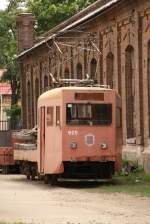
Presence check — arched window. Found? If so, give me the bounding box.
[64,68,70,79]
[31,67,34,127]
[59,65,62,79]
[44,75,48,91]
[27,81,32,129]
[49,76,52,88]
[54,71,57,80]
[106,52,114,89]
[125,45,135,138]
[39,62,43,94]
[148,40,150,136]
[90,58,97,80]
[35,78,39,122]
[76,63,82,79]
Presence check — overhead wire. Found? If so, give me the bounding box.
[47,34,101,77]
[47,29,100,79]
[57,42,99,53]
[49,51,79,75]
[3,1,102,77]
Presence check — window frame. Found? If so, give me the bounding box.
[56,106,60,126]
[66,103,112,126]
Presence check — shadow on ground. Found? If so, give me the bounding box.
[0,174,113,190]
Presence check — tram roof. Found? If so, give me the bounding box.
[38,86,115,102]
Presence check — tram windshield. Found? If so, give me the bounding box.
[66,103,112,125]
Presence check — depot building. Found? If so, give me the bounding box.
[16,0,150,172]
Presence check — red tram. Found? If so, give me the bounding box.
[14,83,122,184]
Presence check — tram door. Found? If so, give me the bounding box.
[40,106,45,173]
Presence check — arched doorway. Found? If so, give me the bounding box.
[44,75,48,91]
[106,52,114,89]
[35,78,39,122]
[147,40,150,136]
[90,58,97,80]
[76,63,82,79]
[125,45,135,138]
[27,81,32,128]
[64,68,70,79]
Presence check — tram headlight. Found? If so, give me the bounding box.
[70,142,77,149]
[100,143,108,150]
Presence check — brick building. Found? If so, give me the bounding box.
[16,0,150,171]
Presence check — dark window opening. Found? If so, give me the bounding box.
[47,107,53,126]
[44,75,48,91]
[66,104,112,125]
[90,58,97,80]
[76,63,82,79]
[64,68,70,79]
[125,45,135,138]
[106,52,114,89]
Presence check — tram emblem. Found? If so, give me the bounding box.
[85,134,95,146]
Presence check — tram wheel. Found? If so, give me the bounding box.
[26,174,30,180]
[44,174,49,184]
[50,175,58,186]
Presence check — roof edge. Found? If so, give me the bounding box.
[17,0,122,59]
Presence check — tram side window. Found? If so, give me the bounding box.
[47,107,53,126]
[56,106,60,126]
[116,107,122,128]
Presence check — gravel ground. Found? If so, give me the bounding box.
[0,175,150,224]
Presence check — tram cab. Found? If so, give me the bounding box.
[37,83,122,180]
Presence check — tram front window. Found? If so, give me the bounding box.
[66,103,112,125]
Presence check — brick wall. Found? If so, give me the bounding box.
[16,13,36,53]
[18,0,150,148]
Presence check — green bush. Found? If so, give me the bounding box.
[122,159,144,175]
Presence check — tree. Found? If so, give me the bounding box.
[0,1,24,127]
[25,0,97,34]
[0,0,97,64]
[0,12,16,66]
[1,61,21,128]
[0,0,97,127]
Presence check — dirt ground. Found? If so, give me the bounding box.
[0,175,150,224]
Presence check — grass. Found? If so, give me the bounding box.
[87,172,150,197]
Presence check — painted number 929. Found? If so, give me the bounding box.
[67,130,78,136]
